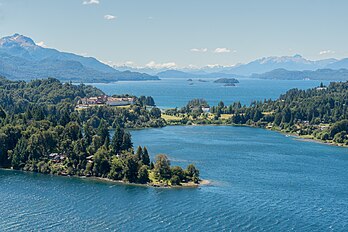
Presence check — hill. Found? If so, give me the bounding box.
[0,34,159,82]
[250,68,348,80]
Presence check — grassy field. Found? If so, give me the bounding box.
[161,114,182,122]
[220,114,233,120]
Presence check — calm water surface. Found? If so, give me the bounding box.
[92,78,327,108]
[1,126,348,231]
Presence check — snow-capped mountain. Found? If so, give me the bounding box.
[0,34,158,82]
[220,54,338,75]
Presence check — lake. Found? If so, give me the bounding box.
[1,126,348,231]
[92,78,327,108]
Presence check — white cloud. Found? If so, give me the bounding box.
[190,48,208,53]
[319,50,335,55]
[104,14,116,20]
[36,41,47,48]
[83,0,99,5]
[213,48,233,53]
[146,61,177,69]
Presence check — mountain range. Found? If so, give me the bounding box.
[1,34,348,82]
[0,34,159,82]
[251,68,348,81]
[115,54,348,78]
[220,54,338,76]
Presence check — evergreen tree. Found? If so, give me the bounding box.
[97,119,110,146]
[137,165,149,184]
[135,146,143,161]
[111,126,123,154]
[154,154,171,180]
[141,146,150,166]
[121,131,133,151]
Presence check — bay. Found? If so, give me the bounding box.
[1,126,348,231]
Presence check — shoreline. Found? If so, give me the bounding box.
[87,176,211,189]
[0,168,210,189]
[164,121,348,148]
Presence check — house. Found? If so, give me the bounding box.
[106,97,135,106]
[202,107,210,113]
[86,155,94,163]
[76,95,134,109]
[79,95,108,105]
[48,153,66,163]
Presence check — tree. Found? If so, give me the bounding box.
[0,107,6,119]
[121,131,133,151]
[171,166,184,181]
[330,120,348,138]
[150,107,161,118]
[141,147,150,166]
[108,156,124,180]
[137,165,149,184]
[111,126,124,154]
[0,133,9,167]
[154,154,171,180]
[170,175,181,186]
[97,119,110,146]
[92,147,110,177]
[218,101,225,108]
[186,164,200,182]
[135,146,143,161]
[123,154,139,183]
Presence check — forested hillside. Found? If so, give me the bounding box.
[227,82,348,144]
[0,77,198,187]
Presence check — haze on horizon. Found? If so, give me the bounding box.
[0,0,347,69]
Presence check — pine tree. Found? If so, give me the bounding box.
[121,131,133,151]
[111,126,123,154]
[142,146,150,166]
[135,146,143,161]
[97,119,110,145]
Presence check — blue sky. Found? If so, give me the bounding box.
[0,0,347,68]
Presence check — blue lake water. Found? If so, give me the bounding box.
[92,78,327,108]
[1,126,348,231]
[1,79,347,231]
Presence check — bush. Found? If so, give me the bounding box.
[170,175,181,186]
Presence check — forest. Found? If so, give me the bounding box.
[0,77,199,186]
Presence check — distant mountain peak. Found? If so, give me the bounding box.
[257,54,309,65]
[0,33,36,48]
[0,33,159,82]
[293,54,303,58]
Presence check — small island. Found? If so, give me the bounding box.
[214,78,239,84]
[223,83,236,87]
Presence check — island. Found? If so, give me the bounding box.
[213,78,239,84]
[0,77,201,188]
[223,83,236,87]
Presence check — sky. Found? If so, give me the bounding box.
[0,0,347,68]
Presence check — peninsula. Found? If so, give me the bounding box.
[0,77,200,187]
[162,82,348,147]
